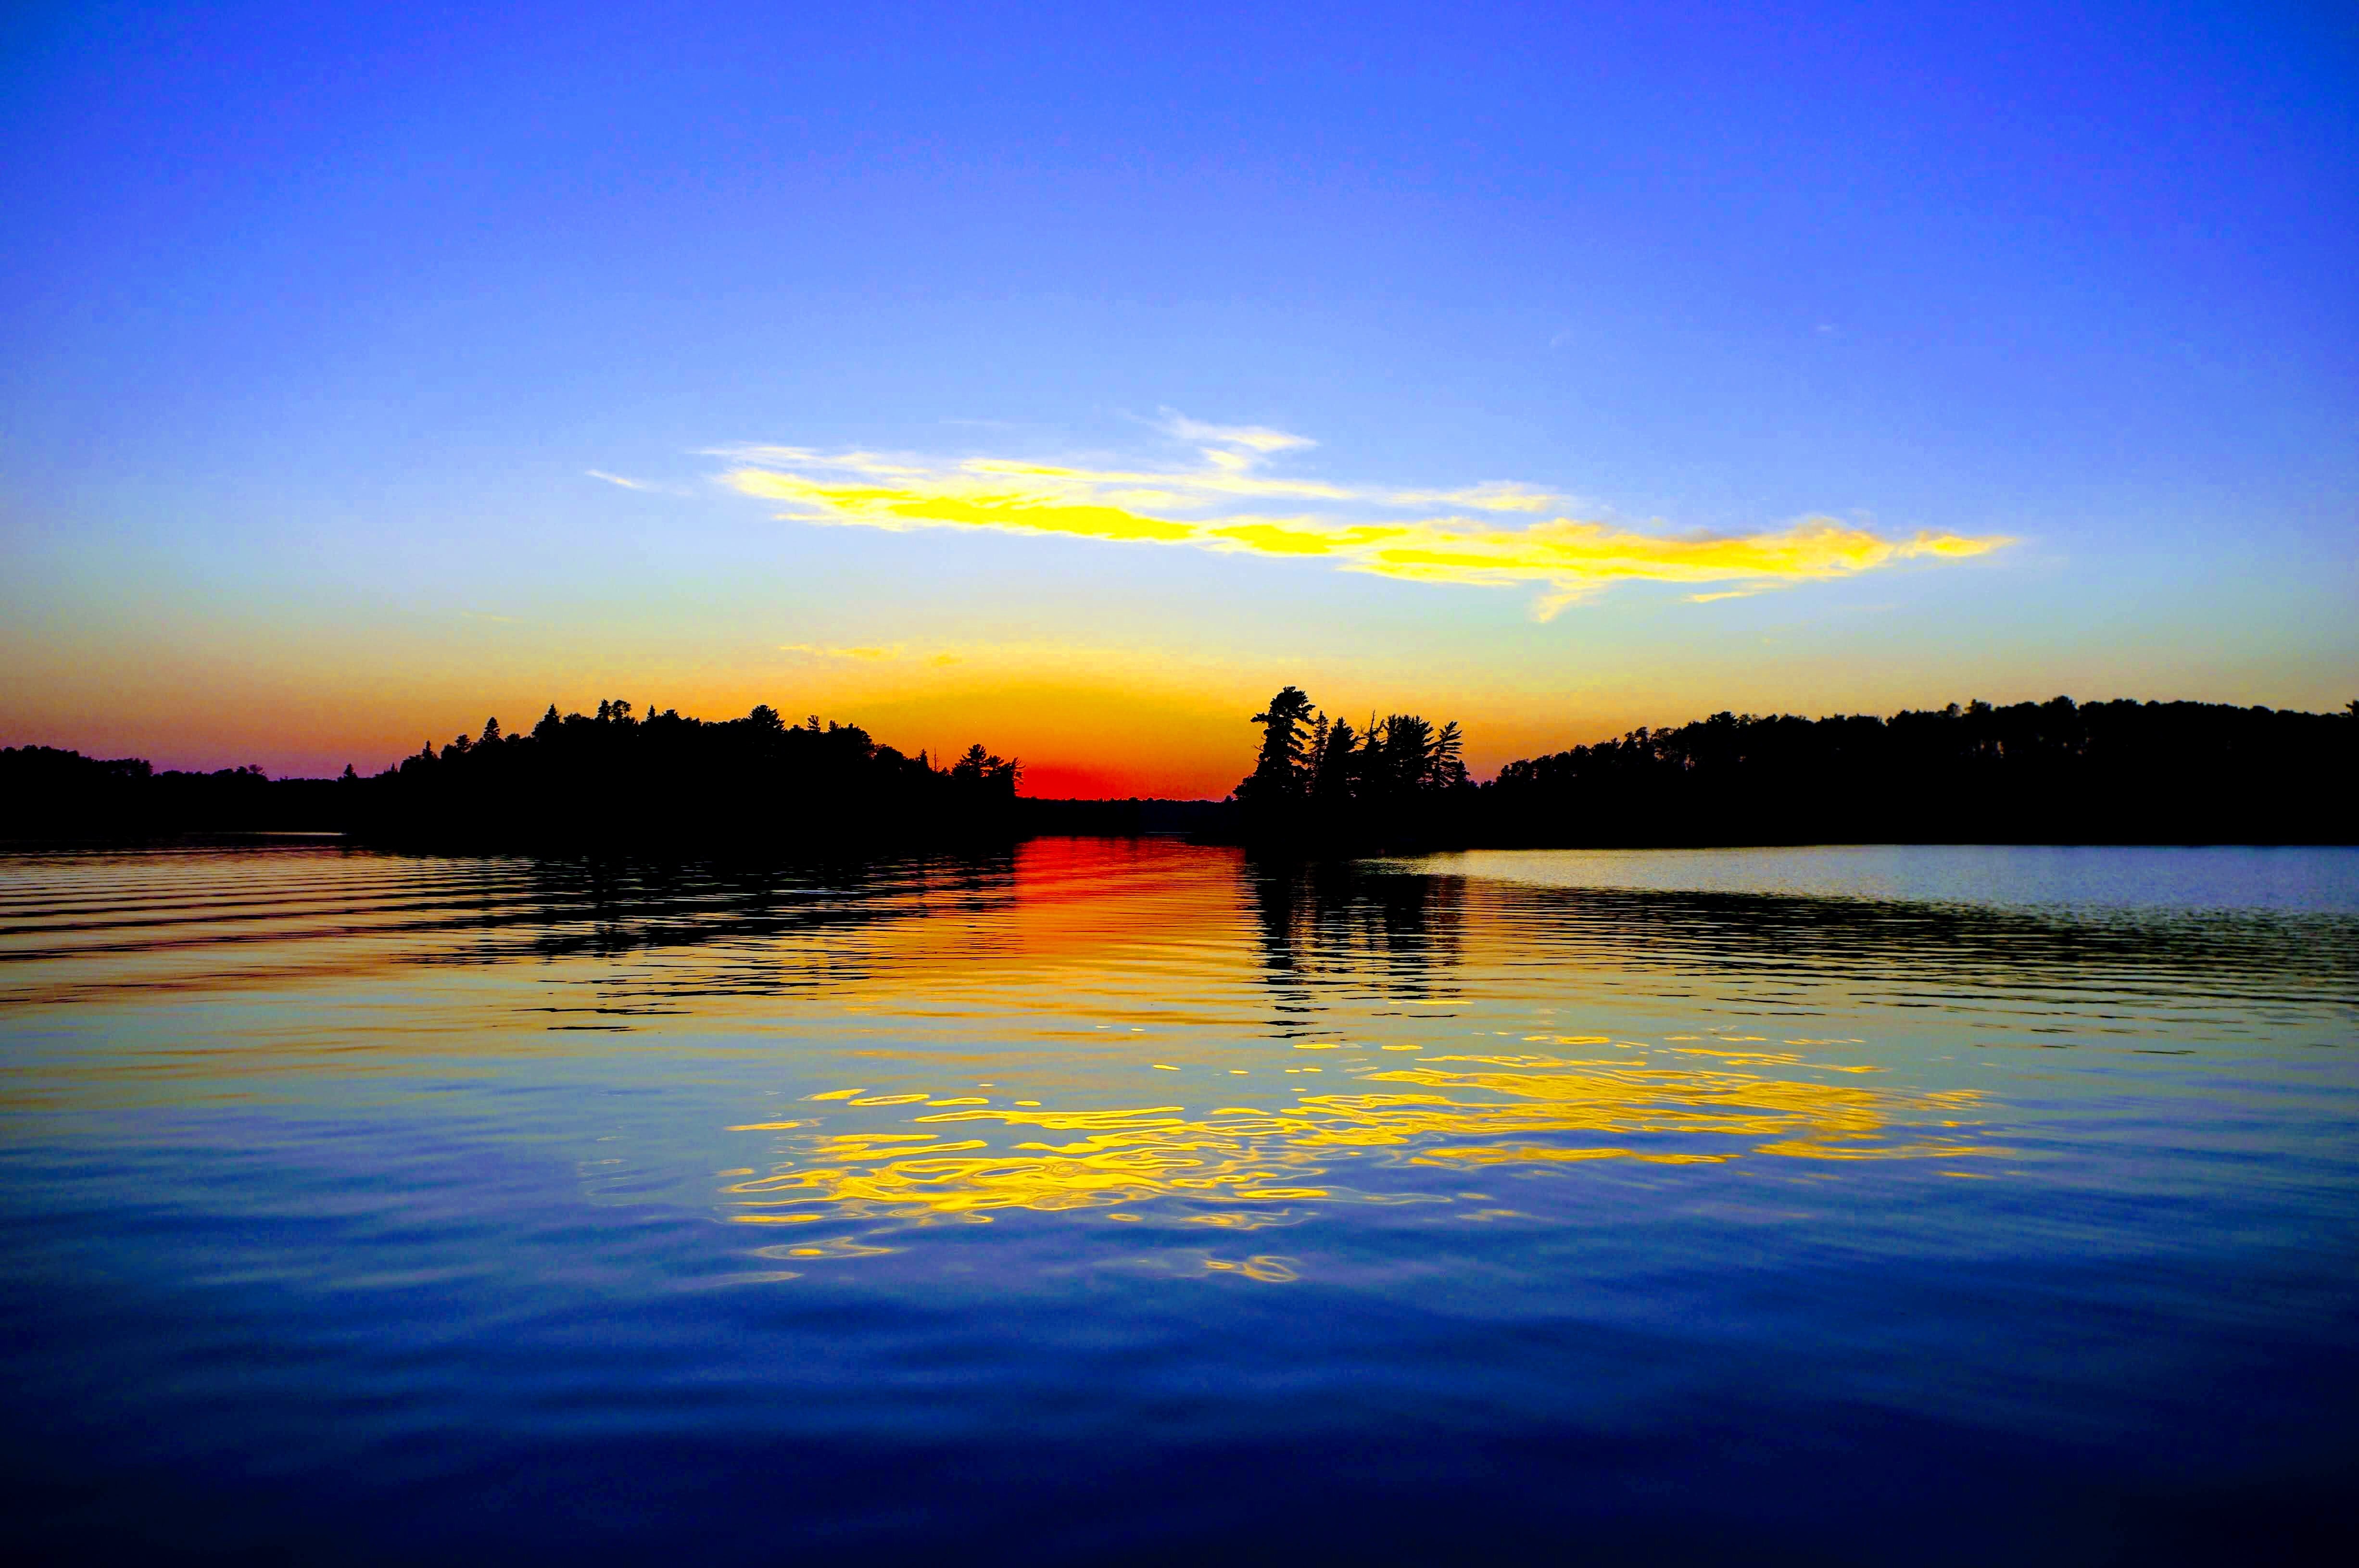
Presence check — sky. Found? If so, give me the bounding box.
[2,0,2353,797]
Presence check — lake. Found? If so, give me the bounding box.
[3,838,2355,1563]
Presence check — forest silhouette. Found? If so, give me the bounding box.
[2,701,1018,847]
[1470,692,2355,848]
[1223,686,2353,849]
[3,690,2351,848]
[348,701,1021,847]
[1229,685,1476,845]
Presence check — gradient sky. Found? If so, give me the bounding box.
[3,0,2354,797]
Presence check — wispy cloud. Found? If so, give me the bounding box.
[779,642,905,661]
[587,469,657,491]
[1155,410,1317,453]
[716,420,2012,618]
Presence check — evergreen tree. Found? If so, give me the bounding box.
[1240,686,1316,804]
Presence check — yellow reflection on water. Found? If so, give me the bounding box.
[1202,1255,1299,1283]
[722,1042,1999,1231]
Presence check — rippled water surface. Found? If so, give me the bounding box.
[4,839,2355,1562]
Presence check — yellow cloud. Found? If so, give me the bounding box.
[717,430,2012,615]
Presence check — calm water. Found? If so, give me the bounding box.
[3,839,2355,1563]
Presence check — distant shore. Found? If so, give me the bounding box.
[6,691,2351,850]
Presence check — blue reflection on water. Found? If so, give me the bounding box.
[2,840,2354,1562]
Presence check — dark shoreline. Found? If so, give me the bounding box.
[7,820,2356,855]
[8,691,2352,852]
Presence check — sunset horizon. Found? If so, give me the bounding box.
[7,5,2352,795]
[6,4,2355,1562]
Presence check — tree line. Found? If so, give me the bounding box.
[362,700,1020,846]
[6,690,2352,848]
[1230,688,2356,847]
[1229,685,1476,844]
[0,747,341,837]
[2,701,1021,847]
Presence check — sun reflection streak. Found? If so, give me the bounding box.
[721,1044,2000,1235]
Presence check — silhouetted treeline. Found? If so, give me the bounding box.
[0,746,344,839]
[1227,688,2356,848]
[1228,684,1478,845]
[11,690,2354,850]
[356,701,1020,847]
[1483,696,2354,845]
[3,701,1022,848]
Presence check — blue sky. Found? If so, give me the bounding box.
[2,0,2353,790]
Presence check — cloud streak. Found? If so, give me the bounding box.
[718,421,2011,617]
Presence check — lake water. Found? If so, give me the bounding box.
[3,839,2355,1563]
